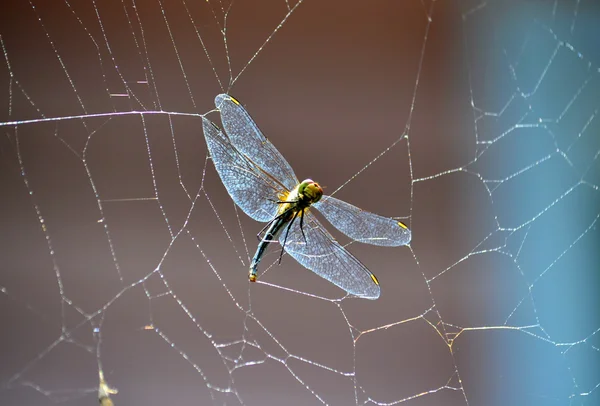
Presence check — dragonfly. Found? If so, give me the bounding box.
[202,94,411,299]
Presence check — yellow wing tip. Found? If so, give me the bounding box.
[370,273,380,286]
[397,221,408,229]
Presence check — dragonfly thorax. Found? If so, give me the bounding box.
[278,179,323,216]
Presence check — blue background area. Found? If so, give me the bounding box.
[474,2,600,405]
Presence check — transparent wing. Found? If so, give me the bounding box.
[281,211,381,299]
[215,94,299,191]
[202,117,284,222]
[313,196,411,246]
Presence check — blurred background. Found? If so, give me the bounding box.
[1,1,599,405]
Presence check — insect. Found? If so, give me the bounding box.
[202,94,411,299]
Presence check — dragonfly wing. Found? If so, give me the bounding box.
[313,196,411,246]
[215,94,299,191]
[281,211,380,299]
[202,117,283,222]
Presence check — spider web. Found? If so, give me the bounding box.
[1,1,599,405]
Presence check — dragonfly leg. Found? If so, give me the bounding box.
[298,209,307,243]
[278,210,299,265]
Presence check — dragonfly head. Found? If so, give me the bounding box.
[298,179,323,204]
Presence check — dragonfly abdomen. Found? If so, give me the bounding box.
[249,215,290,282]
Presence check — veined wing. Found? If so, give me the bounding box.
[281,211,380,299]
[215,94,299,191]
[202,117,284,222]
[313,196,411,246]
